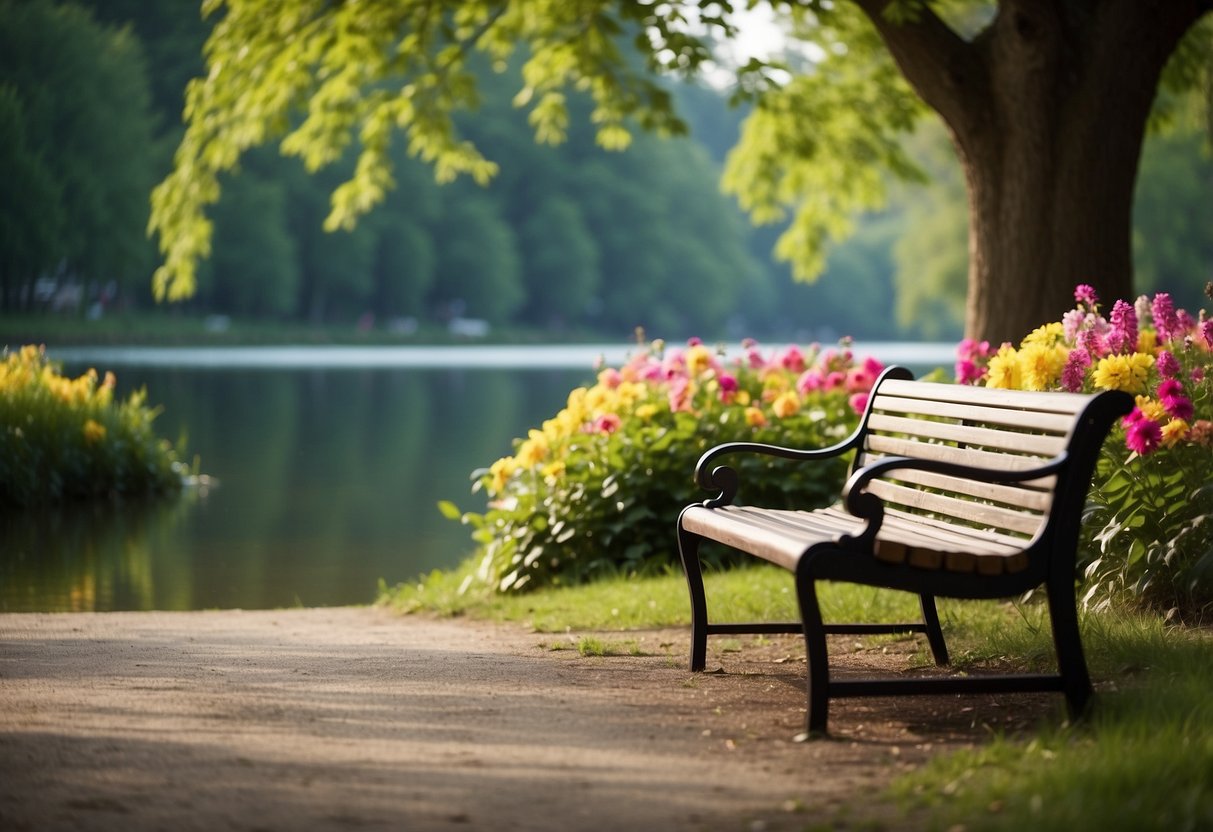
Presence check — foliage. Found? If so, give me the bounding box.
[443,336,887,592]
[954,284,1213,616]
[891,614,1213,832]
[0,345,188,506]
[0,0,158,309]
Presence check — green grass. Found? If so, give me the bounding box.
[381,561,1212,831]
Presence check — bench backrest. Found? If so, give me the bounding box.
[853,373,1129,556]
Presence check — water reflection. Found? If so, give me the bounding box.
[1,364,592,612]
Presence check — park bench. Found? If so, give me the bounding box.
[676,366,1131,736]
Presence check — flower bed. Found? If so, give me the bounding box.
[0,345,188,506]
[955,285,1213,616]
[444,338,886,593]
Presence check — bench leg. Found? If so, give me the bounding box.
[795,567,831,736]
[676,519,709,673]
[1046,576,1093,719]
[919,594,950,666]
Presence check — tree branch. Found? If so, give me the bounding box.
[849,0,988,144]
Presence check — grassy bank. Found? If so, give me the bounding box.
[381,563,1212,831]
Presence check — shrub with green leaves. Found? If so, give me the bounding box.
[954,284,1213,618]
[0,345,188,506]
[443,337,887,592]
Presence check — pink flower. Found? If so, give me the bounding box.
[1075,284,1099,308]
[1151,293,1179,343]
[1193,367,1206,383]
[1062,309,1087,343]
[1106,300,1138,354]
[1060,348,1091,392]
[778,345,806,374]
[825,371,847,389]
[592,413,622,434]
[1124,414,1162,455]
[687,336,703,347]
[746,348,766,369]
[667,377,692,413]
[796,370,823,394]
[597,367,622,389]
[849,392,870,414]
[1156,350,1180,379]
[1201,319,1213,350]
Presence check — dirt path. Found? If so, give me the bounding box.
[0,607,1050,831]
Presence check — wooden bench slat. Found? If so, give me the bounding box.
[865,479,1046,536]
[859,454,1055,511]
[863,434,1050,473]
[876,378,1094,414]
[870,395,1078,433]
[865,412,1069,456]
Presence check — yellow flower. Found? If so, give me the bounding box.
[986,346,1022,389]
[515,429,549,468]
[541,460,566,480]
[1092,353,1154,394]
[686,344,714,376]
[1161,418,1189,447]
[82,419,107,444]
[488,457,518,493]
[635,403,659,421]
[734,390,751,406]
[1022,322,1064,347]
[772,390,800,419]
[1137,329,1158,353]
[1017,343,1066,391]
[744,406,767,427]
[1134,396,1167,423]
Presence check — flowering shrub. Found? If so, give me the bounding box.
[955,285,1213,616]
[445,337,886,593]
[0,345,188,506]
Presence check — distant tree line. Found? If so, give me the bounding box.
[3,0,1210,341]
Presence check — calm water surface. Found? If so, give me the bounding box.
[2,343,952,613]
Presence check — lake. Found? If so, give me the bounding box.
[1,343,953,612]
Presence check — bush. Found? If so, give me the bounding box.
[0,345,188,506]
[954,284,1213,617]
[444,337,887,593]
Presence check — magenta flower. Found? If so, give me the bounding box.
[1151,293,1179,343]
[717,372,739,402]
[796,370,823,394]
[778,345,806,374]
[1156,350,1180,379]
[1124,414,1162,455]
[849,392,870,414]
[1060,348,1091,392]
[1106,300,1138,354]
[1075,284,1099,308]
[825,371,847,389]
[1193,367,1206,384]
[1157,379,1184,400]
[1078,327,1106,358]
[956,359,983,385]
[1201,319,1213,350]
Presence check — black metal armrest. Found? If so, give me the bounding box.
[694,433,863,508]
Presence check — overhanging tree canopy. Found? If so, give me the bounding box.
[149,0,1213,342]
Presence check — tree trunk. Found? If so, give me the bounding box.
[858,0,1210,343]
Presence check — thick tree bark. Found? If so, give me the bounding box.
[856,0,1211,343]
